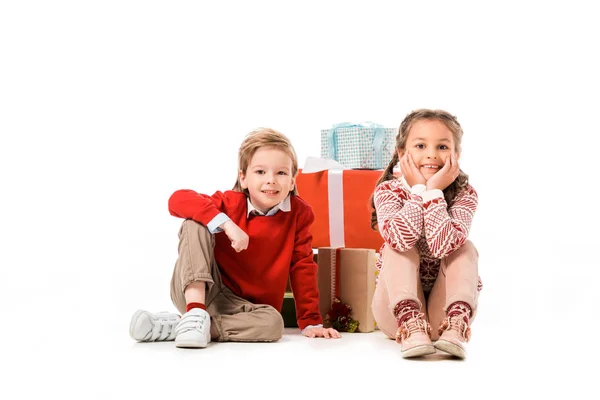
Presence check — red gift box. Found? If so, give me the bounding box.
[296,168,384,250]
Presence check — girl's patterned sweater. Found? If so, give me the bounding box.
[373,177,481,292]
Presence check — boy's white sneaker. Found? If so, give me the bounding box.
[175,308,211,348]
[129,310,180,342]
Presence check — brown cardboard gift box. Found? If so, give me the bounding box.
[317,247,377,333]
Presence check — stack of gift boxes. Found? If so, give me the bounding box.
[280,123,397,333]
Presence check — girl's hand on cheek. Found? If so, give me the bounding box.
[400,153,426,187]
[426,152,460,191]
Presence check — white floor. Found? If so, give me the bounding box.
[2,282,596,400]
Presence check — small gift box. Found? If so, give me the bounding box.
[317,247,377,333]
[296,158,384,250]
[321,122,397,169]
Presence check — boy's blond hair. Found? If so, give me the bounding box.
[232,128,299,196]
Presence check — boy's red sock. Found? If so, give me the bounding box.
[447,301,472,324]
[186,302,207,312]
[394,300,420,327]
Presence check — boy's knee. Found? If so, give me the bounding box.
[259,307,284,341]
[179,219,211,238]
[181,219,205,231]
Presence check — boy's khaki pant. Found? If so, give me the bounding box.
[170,220,284,342]
[371,241,479,341]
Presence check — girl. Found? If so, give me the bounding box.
[130,128,340,347]
[370,109,481,359]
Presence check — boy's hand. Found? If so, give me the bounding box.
[400,152,426,187]
[426,152,460,191]
[221,220,249,252]
[303,327,341,339]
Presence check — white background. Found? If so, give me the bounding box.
[1,1,598,398]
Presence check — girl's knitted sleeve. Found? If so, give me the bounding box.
[374,180,424,253]
[423,185,478,259]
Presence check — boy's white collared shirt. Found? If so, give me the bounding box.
[207,195,291,233]
[246,195,291,217]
